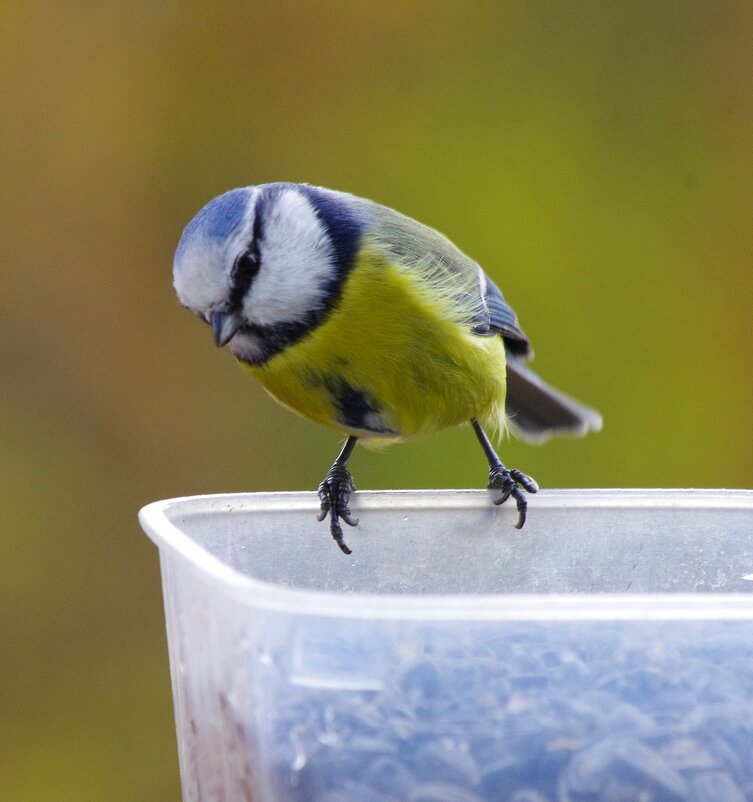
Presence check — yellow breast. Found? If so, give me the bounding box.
[243,250,507,441]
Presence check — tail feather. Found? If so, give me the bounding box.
[505,358,603,444]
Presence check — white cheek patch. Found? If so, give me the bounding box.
[244,189,335,326]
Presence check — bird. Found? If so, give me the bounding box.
[173,182,602,554]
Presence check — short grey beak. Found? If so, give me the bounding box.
[210,311,241,347]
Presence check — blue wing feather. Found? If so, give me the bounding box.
[476,275,532,357]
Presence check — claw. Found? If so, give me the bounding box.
[340,510,359,527]
[511,468,539,494]
[493,485,513,506]
[488,464,538,529]
[329,516,352,555]
[317,463,357,554]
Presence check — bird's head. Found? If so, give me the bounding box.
[173,183,362,363]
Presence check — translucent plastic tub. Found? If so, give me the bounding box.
[139,489,753,802]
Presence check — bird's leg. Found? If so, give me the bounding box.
[470,417,538,529]
[317,436,359,554]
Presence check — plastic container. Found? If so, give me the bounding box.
[139,489,753,802]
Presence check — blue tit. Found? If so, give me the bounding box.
[173,182,602,553]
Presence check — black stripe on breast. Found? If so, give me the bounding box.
[325,377,395,434]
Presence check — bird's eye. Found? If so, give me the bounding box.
[234,250,259,279]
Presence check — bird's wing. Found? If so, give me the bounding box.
[360,199,531,357]
[474,274,531,357]
[349,195,605,443]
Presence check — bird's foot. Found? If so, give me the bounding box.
[488,464,539,529]
[317,464,359,554]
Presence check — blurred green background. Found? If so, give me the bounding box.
[3,1,752,799]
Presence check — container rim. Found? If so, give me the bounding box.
[138,488,753,622]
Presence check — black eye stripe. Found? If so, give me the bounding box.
[228,248,259,309]
[228,199,267,310]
